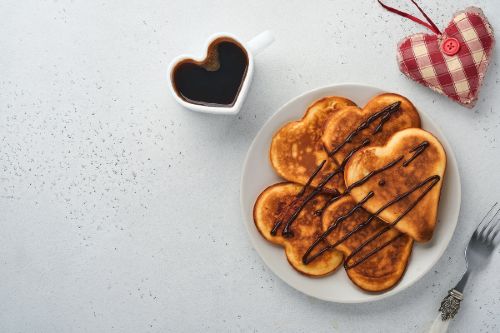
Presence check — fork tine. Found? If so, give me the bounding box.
[486,210,500,243]
[490,221,500,244]
[484,208,500,242]
[473,202,498,239]
[477,207,500,242]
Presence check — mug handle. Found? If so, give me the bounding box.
[247,31,274,56]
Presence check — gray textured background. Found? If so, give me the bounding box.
[1,0,499,332]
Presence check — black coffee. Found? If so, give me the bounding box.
[172,38,249,107]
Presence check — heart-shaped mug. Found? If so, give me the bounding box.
[169,31,274,115]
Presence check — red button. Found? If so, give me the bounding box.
[441,37,460,56]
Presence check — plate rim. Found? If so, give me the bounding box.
[240,82,461,303]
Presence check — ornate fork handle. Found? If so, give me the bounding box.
[429,268,468,333]
[429,289,464,333]
[439,289,464,320]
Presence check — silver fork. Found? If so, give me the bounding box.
[429,202,500,333]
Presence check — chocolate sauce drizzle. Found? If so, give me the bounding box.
[271,101,402,237]
[301,145,431,265]
[346,233,405,268]
[302,163,438,269]
[403,141,429,167]
[269,99,438,271]
[343,175,440,269]
[315,155,405,215]
[315,140,430,215]
[278,139,370,237]
[303,172,439,265]
[296,160,326,198]
[328,102,401,157]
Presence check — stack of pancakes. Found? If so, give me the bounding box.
[253,93,446,292]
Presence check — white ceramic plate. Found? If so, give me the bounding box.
[240,83,461,303]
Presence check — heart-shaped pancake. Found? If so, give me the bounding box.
[322,93,421,166]
[172,37,248,106]
[344,128,446,242]
[253,182,343,276]
[270,97,356,191]
[397,7,495,108]
[320,196,413,292]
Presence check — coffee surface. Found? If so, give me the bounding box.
[173,39,248,107]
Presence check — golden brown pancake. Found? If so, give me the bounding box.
[321,196,413,292]
[322,93,421,165]
[253,92,445,292]
[270,97,356,192]
[253,182,343,276]
[344,128,446,242]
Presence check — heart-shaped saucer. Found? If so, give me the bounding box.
[169,31,274,115]
[397,7,495,108]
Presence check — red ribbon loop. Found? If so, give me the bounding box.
[378,0,441,35]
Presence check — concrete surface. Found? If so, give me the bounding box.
[1,0,499,332]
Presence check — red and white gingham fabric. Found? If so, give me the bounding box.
[397,7,494,108]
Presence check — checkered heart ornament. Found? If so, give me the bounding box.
[379,1,495,108]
